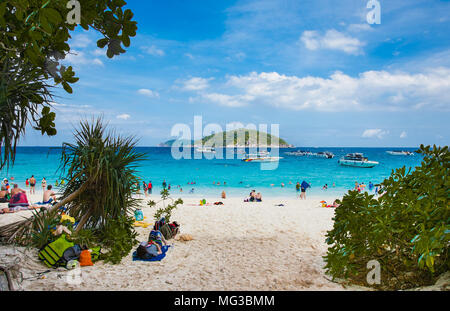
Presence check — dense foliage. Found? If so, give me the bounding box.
[96,215,137,264]
[0,0,137,169]
[59,118,145,231]
[324,145,450,290]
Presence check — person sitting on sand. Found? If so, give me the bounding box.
[8,184,38,212]
[249,190,256,202]
[0,186,10,203]
[244,190,256,202]
[221,190,226,199]
[255,192,262,202]
[10,184,26,197]
[42,185,57,204]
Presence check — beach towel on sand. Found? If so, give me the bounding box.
[132,245,170,262]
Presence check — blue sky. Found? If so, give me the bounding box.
[21,0,450,147]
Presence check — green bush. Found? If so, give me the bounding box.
[150,189,183,223]
[30,209,60,249]
[324,145,449,290]
[98,215,138,265]
[70,228,98,249]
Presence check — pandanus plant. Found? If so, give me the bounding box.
[0,118,145,244]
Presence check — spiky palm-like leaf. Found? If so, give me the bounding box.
[0,58,57,170]
[59,118,145,231]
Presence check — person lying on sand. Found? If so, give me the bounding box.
[137,241,162,258]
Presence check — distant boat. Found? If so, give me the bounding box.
[284,150,311,156]
[338,153,379,168]
[195,147,216,153]
[285,150,334,158]
[242,152,283,162]
[313,151,335,159]
[386,150,414,156]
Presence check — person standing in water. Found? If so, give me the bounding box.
[29,175,36,194]
[41,178,47,193]
[148,181,152,195]
[162,180,167,189]
[295,182,301,198]
[300,181,310,200]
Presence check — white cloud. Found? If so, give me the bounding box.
[362,129,388,139]
[184,53,194,59]
[143,45,165,56]
[300,29,365,55]
[201,93,248,107]
[400,131,407,139]
[116,114,131,120]
[71,34,93,48]
[347,24,373,32]
[196,68,450,112]
[65,50,104,66]
[182,77,213,91]
[138,89,160,98]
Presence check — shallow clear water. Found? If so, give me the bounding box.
[1,147,423,198]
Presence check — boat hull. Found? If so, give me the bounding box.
[338,160,378,168]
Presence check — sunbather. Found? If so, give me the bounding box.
[0,186,10,203]
[42,185,57,204]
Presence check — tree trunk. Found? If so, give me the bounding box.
[74,209,93,233]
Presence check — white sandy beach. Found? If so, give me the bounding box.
[0,191,447,291]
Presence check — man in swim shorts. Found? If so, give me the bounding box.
[29,175,36,194]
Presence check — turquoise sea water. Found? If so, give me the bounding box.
[1,147,423,198]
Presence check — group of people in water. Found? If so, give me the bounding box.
[0,176,58,214]
[138,180,199,197]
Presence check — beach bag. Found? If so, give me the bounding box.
[160,224,173,240]
[153,217,165,231]
[134,208,144,221]
[160,222,180,240]
[38,235,74,268]
[79,250,93,266]
[61,244,82,265]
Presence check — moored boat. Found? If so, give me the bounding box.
[386,150,414,156]
[338,153,379,168]
[195,146,216,153]
[242,152,283,162]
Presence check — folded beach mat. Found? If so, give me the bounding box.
[132,245,171,262]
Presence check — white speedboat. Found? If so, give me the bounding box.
[386,150,414,156]
[312,151,335,159]
[195,146,216,153]
[338,153,379,168]
[285,150,310,156]
[242,152,283,162]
